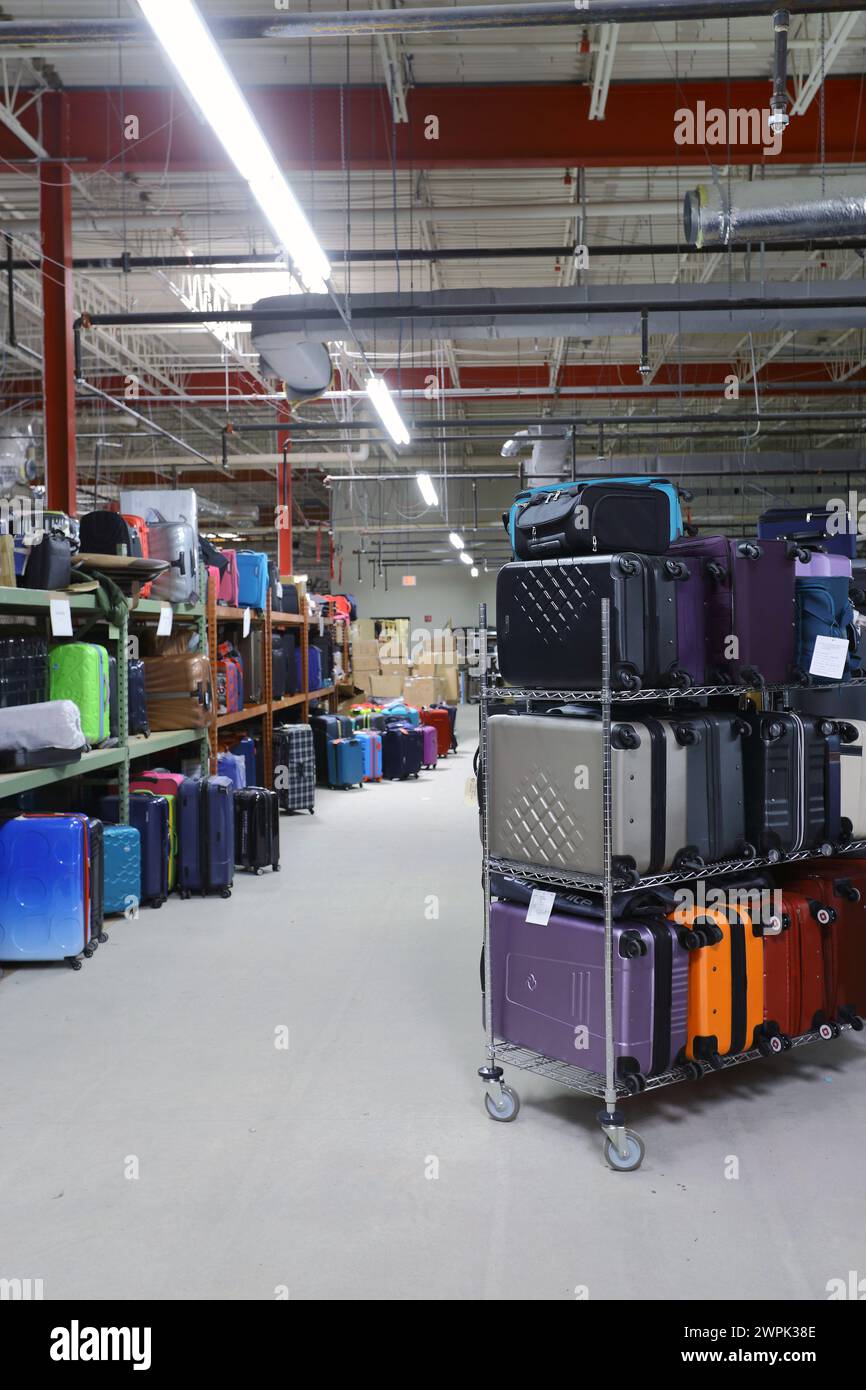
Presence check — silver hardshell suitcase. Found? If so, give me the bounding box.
[487,711,693,880]
[838,718,866,840]
[146,512,198,604]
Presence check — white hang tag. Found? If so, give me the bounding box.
[526,889,556,927]
[809,635,849,681]
[49,597,73,637]
[276,582,283,599]
[319,614,325,637]
[464,775,478,807]
[157,604,173,637]
[243,607,252,638]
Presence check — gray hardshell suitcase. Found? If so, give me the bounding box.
[837,719,866,840]
[487,711,691,880]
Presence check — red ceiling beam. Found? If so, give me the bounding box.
[3,360,866,414]
[0,80,864,172]
[40,93,77,515]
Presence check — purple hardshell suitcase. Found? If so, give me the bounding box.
[489,898,689,1083]
[421,724,439,768]
[670,535,799,685]
[796,551,852,579]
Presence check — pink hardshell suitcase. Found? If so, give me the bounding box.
[218,549,239,605]
[421,724,439,769]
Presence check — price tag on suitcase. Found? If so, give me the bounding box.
[243,607,251,638]
[157,604,173,637]
[526,889,556,927]
[810,635,849,681]
[49,597,73,637]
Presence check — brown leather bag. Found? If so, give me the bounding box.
[142,654,212,732]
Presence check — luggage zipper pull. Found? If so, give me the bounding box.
[592,536,598,552]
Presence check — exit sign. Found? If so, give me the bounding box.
[402,575,417,586]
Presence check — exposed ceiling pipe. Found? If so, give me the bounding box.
[92,447,372,471]
[685,176,866,247]
[1,213,184,236]
[0,3,858,46]
[85,282,866,342]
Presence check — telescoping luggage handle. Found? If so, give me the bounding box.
[145,508,188,574]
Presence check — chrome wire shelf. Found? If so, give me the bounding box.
[494,1021,856,1101]
[489,841,866,894]
[486,677,866,705]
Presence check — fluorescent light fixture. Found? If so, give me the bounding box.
[470,566,479,577]
[216,270,301,305]
[459,551,473,565]
[138,0,330,292]
[448,532,464,550]
[415,472,438,506]
[366,377,412,447]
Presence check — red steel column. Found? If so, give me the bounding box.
[40,92,77,514]
[276,401,293,577]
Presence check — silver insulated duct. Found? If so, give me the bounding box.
[684,176,866,247]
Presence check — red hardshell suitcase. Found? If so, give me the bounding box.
[421,724,438,769]
[422,707,452,758]
[778,858,866,1029]
[763,887,833,1041]
[121,513,152,598]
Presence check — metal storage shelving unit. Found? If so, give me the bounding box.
[477,599,866,1172]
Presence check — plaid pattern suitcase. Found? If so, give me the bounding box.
[273,723,316,813]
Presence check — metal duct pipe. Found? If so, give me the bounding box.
[770,9,792,135]
[0,3,860,46]
[92,447,372,471]
[685,176,866,247]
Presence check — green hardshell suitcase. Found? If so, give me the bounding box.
[48,642,110,744]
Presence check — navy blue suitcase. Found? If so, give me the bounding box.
[310,713,341,782]
[382,727,408,779]
[100,792,169,908]
[177,775,235,898]
[128,659,149,736]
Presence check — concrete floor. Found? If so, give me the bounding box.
[1,706,865,1301]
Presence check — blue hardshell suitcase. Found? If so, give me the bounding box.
[230,736,257,788]
[217,751,246,790]
[0,814,94,962]
[326,736,365,788]
[236,551,269,609]
[310,713,340,782]
[100,792,170,907]
[102,824,142,916]
[507,474,684,554]
[176,775,235,897]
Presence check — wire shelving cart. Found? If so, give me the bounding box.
[476,598,866,1171]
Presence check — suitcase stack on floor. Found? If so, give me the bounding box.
[481,481,866,1167]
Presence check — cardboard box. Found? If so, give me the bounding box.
[404,675,443,707]
[411,659,436,678]
[436,664,459,702]
[353,639,382,674]
[369,672,405,700]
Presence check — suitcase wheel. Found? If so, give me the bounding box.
[677,928,703,952]
[621,1072,647,1096]
[484,1085,520,1123]
[739,665,763,687]
[68,958,83,971]
[681,1061,703,1082]
[221,888,232,899]
[255,868,263,876]
[669,668,692,691]
[603,1131,645,1173]
[819,1021,841,1040]
[98,932,109,945]
[83,945,95,959]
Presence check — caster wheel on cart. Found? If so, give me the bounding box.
[484,1085,520,1123]
[603,1131,645,1172]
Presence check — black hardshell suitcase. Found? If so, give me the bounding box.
[234,787,280,874]
[496,553,692,692]
[127,659,150,736]
[511,482,671,560]
[87,817,106,944]
[673,712,754,864]
[742,711,841,858]
[271,638,288,701]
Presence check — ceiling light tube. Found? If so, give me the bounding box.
[366,376,412,447]
[470,567,479,577]
[138,0,330,292]
[459,552,473,565]
[415,472,439,506]
[448,532,465,550]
